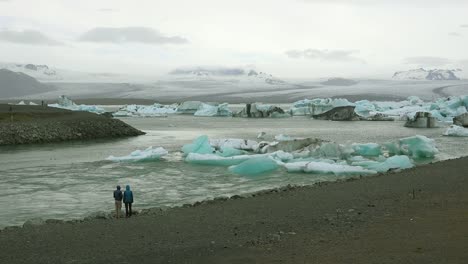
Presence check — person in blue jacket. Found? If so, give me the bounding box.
[123,185,134,217]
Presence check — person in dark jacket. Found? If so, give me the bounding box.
[123,185,134,217]
[113,185,123,219]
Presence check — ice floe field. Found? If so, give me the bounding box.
[1,112,467,228]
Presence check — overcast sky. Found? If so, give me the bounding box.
[0,0,467,78]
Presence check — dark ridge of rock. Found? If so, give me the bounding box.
[312,106,359,121]
[0,69,55,98]
[454,113,468,127]
[320,77,359,86]
[0,105,144,145]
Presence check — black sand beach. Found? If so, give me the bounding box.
[1,157,467,263]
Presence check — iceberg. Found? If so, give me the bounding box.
[352,143,382,157]
[443,125,468,137]
[49,95,105,114]
[106,147,168,162]
[181,135,215,155]
[218,146,245,157]
[285,161,376,175]
[351,155,413,172]
[290,98,354,116]
[194,103,232,117]
[186,153,267,166]
[113,103,178,117]
[177,101,203,114]
[398,135,438,159]
[229,157,279,176]
[210,138,258,151]
[235,103,289,118]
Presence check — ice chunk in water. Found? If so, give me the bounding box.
[274,134,293,141]
[219,146,245,157]
[352,143,382,157]
[352,155,413,172]
[194,103,232,117]
[285,161,376,175]
[210,138,258,151]
[229,157,279,176]
[398,135,438,159]
[443,125,468,137]
[182,135,214,155]
[186,153,259,166]
[106,147,168,162]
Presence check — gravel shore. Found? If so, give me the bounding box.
[1,157,467,263]
[0,104,144,145]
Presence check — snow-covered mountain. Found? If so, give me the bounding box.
[0,62,144,83]
[168,66,286,85]
[393,68,461,81]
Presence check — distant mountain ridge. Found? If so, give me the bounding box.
[0,69,54,98]
[169,66,285,85]
[393,68,461,81]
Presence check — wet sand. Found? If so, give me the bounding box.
[1,157,468,263]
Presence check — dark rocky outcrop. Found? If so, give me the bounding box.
[320,78,359,86]
[454,113,468,127]
[0,105,144,145]
[312,106,359,121]
[235,103,289,118]
[404,112,437,128]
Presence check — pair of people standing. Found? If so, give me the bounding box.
[113,185,134,218]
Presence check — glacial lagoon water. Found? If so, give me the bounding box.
[0,116,467,228]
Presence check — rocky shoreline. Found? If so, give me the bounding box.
[1,157,468,263]
[0,104,144,145]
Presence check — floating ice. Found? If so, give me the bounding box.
[218,146,245,157]
[399,135,438,159]
[443,125,468,137]
[285,161,376,175]
[229,157,279,176]
[290,98,354,116]
[106,147,168,162]
[351,155,413,172]
[114,103,177,117]
[210,138,258,151]
[182,135,215,155]
[186,153,266,166]
[352,143,382,157]
[49,95,105,114]
[177,101,202,114]
[274,134,293,141]
[194,103,232,117]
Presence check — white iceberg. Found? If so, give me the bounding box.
[351,155,414,172]
[113,103,178,117]
[210,138,258,151]
[186,153,267,166]
[182,135,215,155]
[352,143,382,157]
[106,147,168,162]
[229,157,279,176]
[49,95,105,114]
[443,125,468,137]
[177,101,203,114]
[398,135,438,159]
[194,103,232,117]
[285,161,376,175]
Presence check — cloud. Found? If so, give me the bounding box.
[78,27,188,45]
[97,8,117,12]
[403,56,452,66]
[0,29,62,45]
[170,66,245,76]
[300,0,468,7]
[285,49,364,62]
[449,32,461,37]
